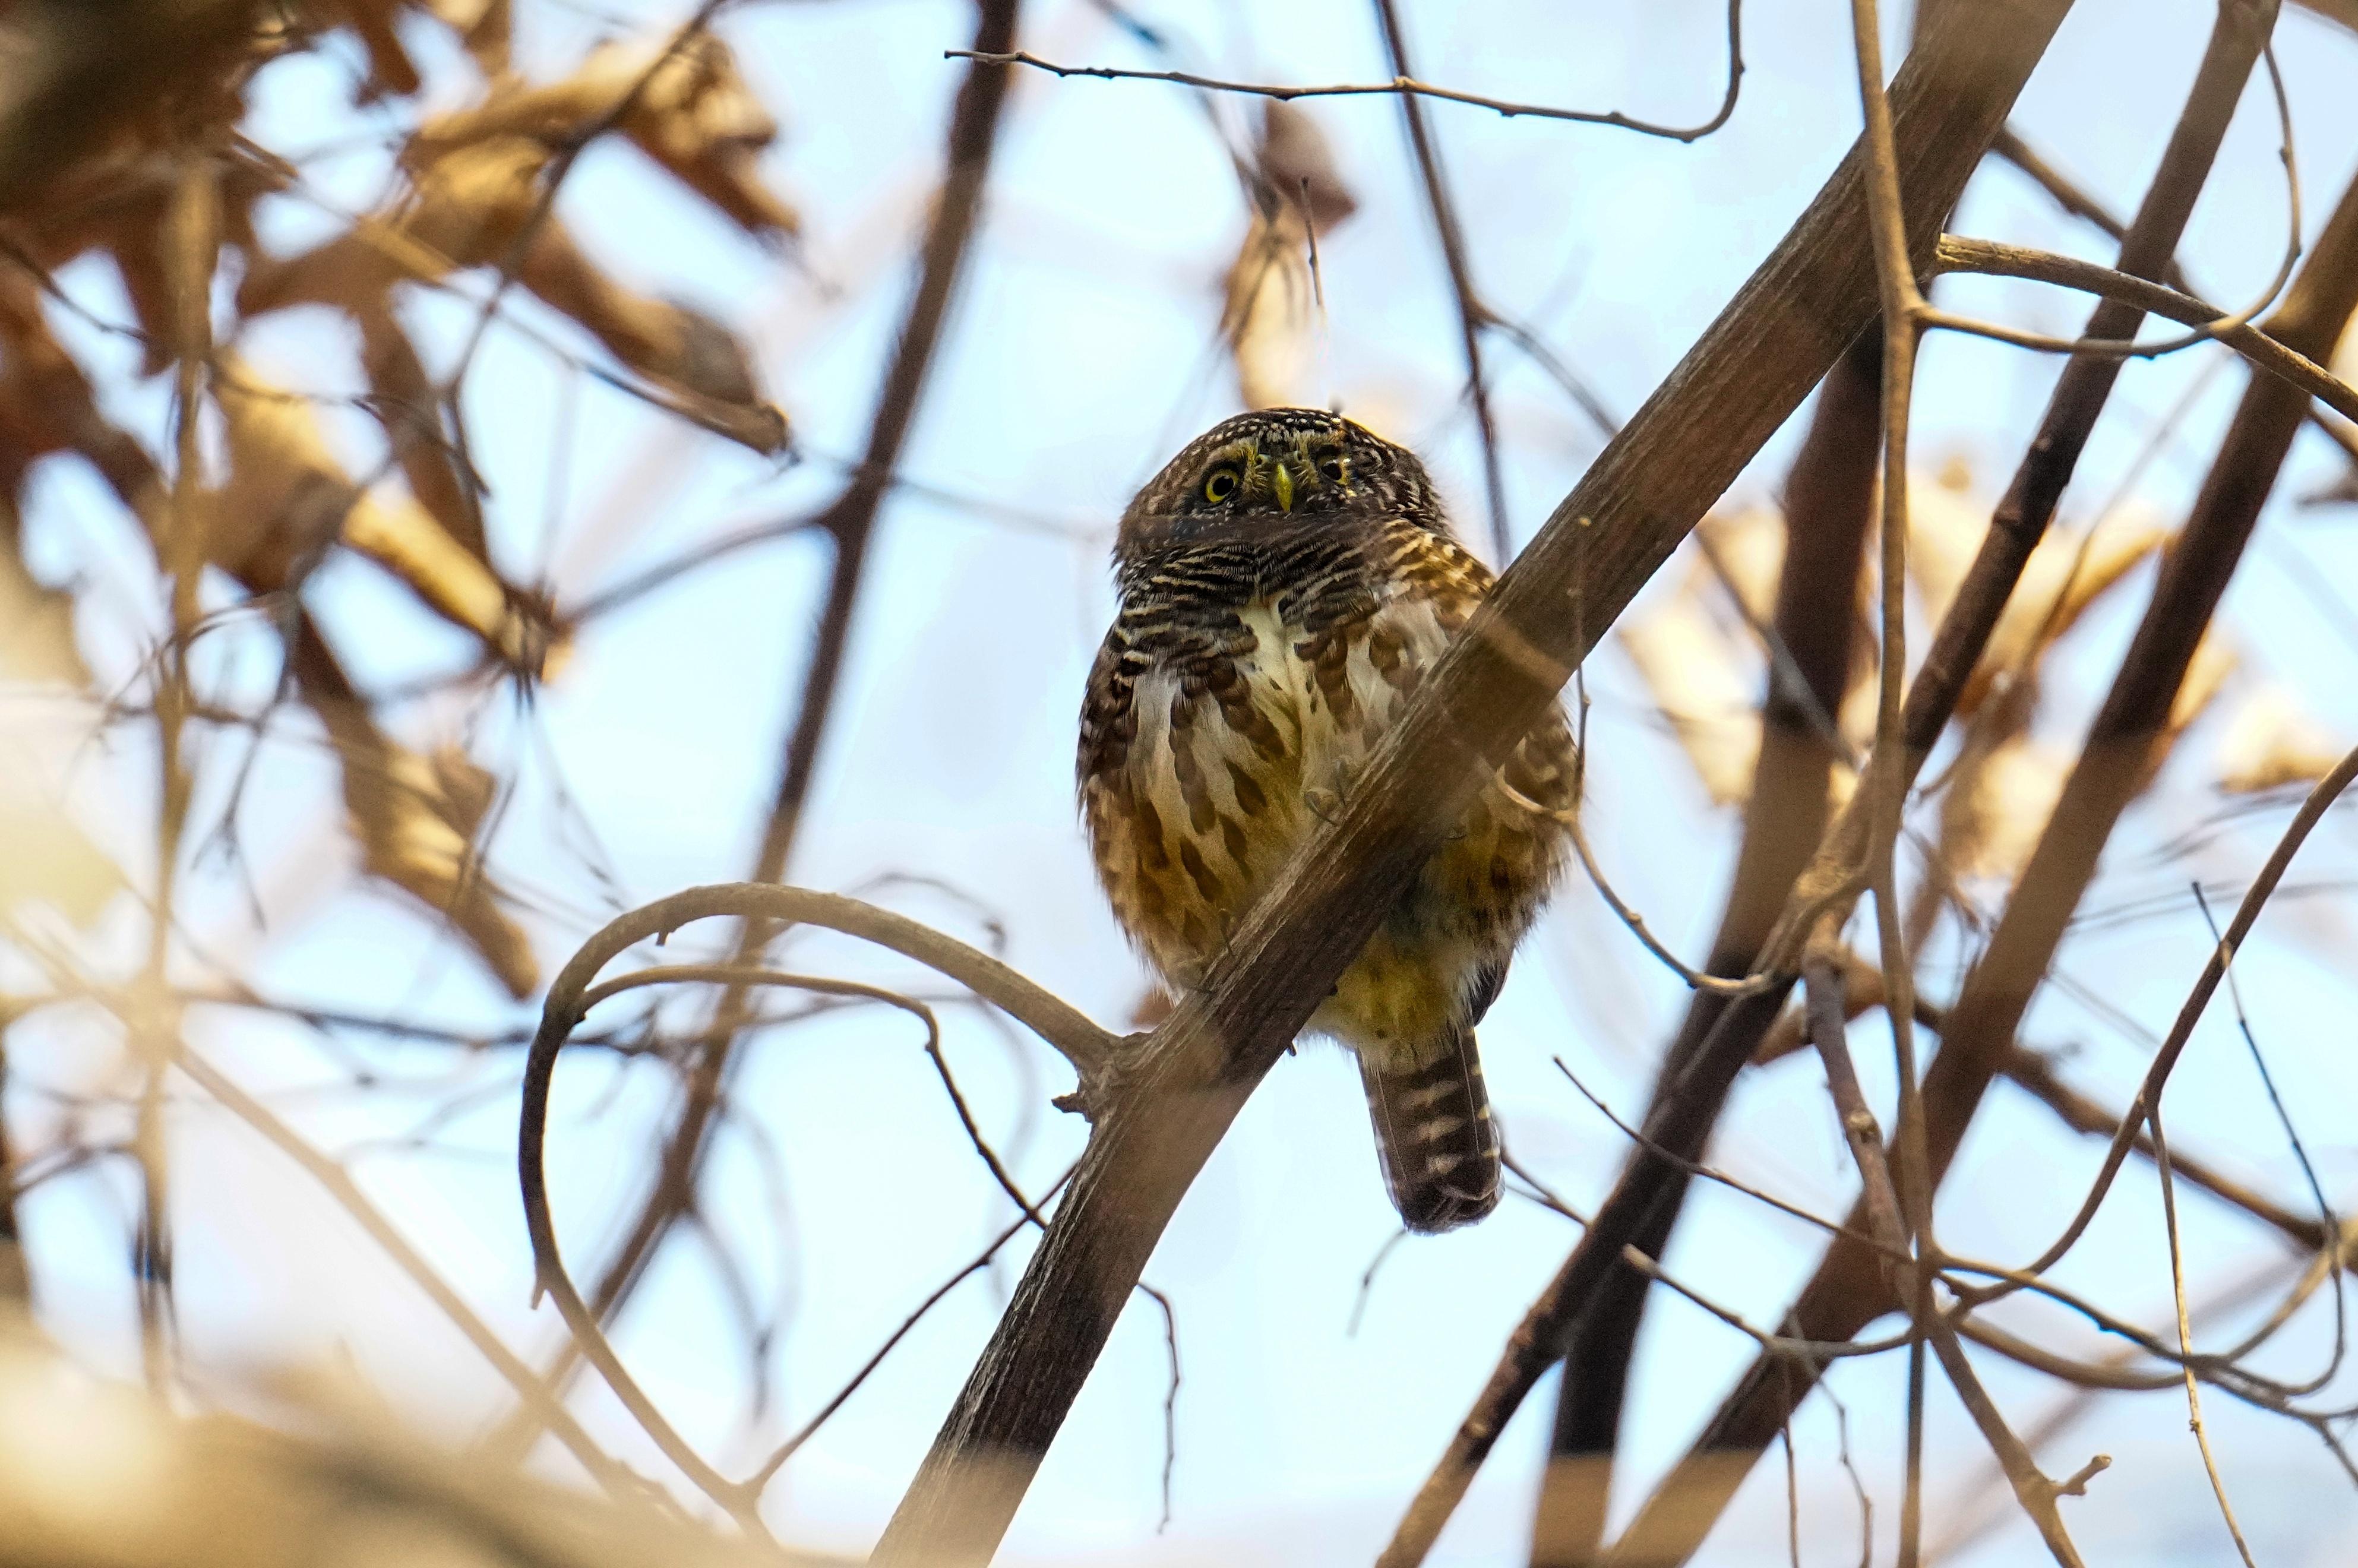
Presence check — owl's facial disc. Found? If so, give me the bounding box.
[1191,431,1348,520]
[1118,409,1402,566]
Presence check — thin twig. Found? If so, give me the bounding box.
[1600,9,2302,1554]
[1373,0,1510,561]
[1997,742,2358,1293]
[2150,1107,2261,1567]
[744,1177,1070,1492]
[949,5,1744,143]
[1930,236,2358,418]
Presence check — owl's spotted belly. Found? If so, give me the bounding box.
[1082,594,1572,1068]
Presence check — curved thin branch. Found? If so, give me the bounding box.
[1497,778,1774,997]
[1932,235,2358,421]
[949,2,1744,144]
[514,883,1120,1519]
[498,4,1031,1470]
[1994,742,2358,1290]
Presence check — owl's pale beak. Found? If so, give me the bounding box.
[1271,460,1296,513]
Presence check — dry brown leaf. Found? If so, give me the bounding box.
[2215,683,2342,793]
[0,523,86,688]
[413,33,798,242]
[1254,102,1357,235]
[1220,105,1357,413]
[1903,469,1985,627]
[1942,732,2071,883]
[2167,631,2239,742]
[239,136,549,319]
[1980,519,2167,691]
[9,120,276,375]
[1696,507,1783,627]
[1907,479,2167,717]
[1221,208,1316,412]
[296,630,536,998]
[0,272,170,530]
[352,743,536,1000]
[0,774,121,930]
[212,362,557,673]
[1617,586,1759,806]
[431,0,512,74]
[1621,511,1875,809]
[513,220,774,439]
[239,137,785,455]
[305,0,425,99]
[355,307,485,559]
[0,1306,834,1568]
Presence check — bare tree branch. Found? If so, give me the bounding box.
[516,882,1115,1520]
[792,4,2073,1561]
[950,5,1744,143]
[486,0,1023,1462]
[1613,50,2358,1568]
[1373,0,1511,561]
[1532,322,1881,1568]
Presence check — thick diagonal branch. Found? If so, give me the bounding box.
[866,7,2080,1566]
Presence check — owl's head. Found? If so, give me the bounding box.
[1115,407,1441,564]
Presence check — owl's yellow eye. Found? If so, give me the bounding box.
[1203,466,1240,503]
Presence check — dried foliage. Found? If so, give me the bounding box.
[0,0,788,996]
[1222,102,1357,410]
[0,1307,848,1568]
[8,2,2358,1568]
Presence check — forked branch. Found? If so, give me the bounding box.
[514,882,1120,1522]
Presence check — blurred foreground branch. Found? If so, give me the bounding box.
[0,1307,851,1568]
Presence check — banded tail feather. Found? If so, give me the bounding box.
[1358,1026,1501,1233]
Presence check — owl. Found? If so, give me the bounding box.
[1077,408,1577,1232]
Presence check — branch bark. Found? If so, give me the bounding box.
[0,1,263,217]
[865,5,2084,1563]
[1608,64,2358,1568]
[1374,0,1510,561]
[1472,5,2280,1564]
[1531,324,1880,1567]
[485,0,1022,1461]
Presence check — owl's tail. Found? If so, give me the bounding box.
[1358,1026,1502,1234]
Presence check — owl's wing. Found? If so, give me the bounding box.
[1389,520,1581,815]
[1077,621,1139,798]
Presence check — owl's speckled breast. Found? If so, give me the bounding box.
[1079,514,1576,1064]
[1079,406,1576,1231]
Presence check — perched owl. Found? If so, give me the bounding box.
[1077,408,1577,1232]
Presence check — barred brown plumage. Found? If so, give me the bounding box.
[1077,407,1577,1232]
